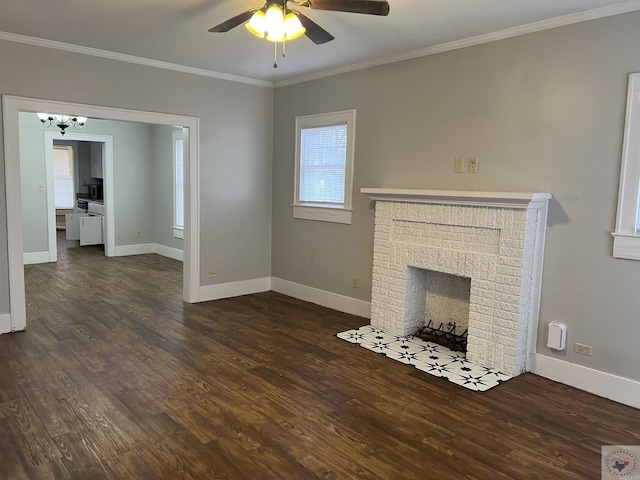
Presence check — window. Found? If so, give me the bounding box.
[613,73,640,259]
[293,110,356,224]
[53,146,74,208]
[173,130,184,239]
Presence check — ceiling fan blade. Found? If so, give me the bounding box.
[295,11,335,44]
[308,0,389,16]
[208,9,257,33]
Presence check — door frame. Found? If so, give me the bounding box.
[45,133,115,260]
[2,95,201,332]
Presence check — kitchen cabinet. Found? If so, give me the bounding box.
[80,216,103,246]
[65,213,103,246]
[90,142,103,178]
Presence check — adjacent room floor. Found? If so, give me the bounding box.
[1,233,639,478]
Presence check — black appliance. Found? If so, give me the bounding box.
[89,184,103,200]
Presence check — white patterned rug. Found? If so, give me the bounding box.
[337,325,510,392]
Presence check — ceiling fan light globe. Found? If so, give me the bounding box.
[264,4,285,41]
[284,13,305,40]
[246,10,267,38]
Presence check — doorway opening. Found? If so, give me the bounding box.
[3,95,200,333]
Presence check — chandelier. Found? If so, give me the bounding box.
[37,113,87,135]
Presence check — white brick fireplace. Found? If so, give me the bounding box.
[362,189,551,377]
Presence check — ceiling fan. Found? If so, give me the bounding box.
[209,0,390,46]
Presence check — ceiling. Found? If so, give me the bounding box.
[1,0,639,86]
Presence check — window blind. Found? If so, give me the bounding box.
[175,138,184,228]
[53,146,74,209]
[299,123,347,204]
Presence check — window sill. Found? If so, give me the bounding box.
[292,204,352,224]
[173,227,184,239]
[612,233,640,260]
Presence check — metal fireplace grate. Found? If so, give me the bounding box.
[414,320,468,353]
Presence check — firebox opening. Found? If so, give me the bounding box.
[405,266,471,352]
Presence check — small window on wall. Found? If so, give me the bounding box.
[613,73,640,259]
[173,131,184,239]
[293,110,356,224]
[53,146,74,209]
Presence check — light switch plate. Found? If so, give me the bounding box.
[454,157,464,173]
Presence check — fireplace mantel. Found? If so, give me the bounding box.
[361,188,551,208]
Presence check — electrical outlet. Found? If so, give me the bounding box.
[454,157,464,173]
[574,343,593,356]
[468,157,479,173]
[352,277,359,288]
[208,270,218,277]
[135,231,141,239]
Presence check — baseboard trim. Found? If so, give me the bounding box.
[154,244,183,262]
[271,277,371,319]
[199,277,272,302]
[115,243,155,256]
[0,313,11,334]
[23,251,51,265]
[533,354,640,409]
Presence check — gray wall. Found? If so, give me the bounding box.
[19,113,49,253]
[152,125,183,251]
[272,12,640,381]
[0,38,273,316]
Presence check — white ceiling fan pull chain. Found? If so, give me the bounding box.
[273,41,278,68]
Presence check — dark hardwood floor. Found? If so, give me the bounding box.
[1,232,639,479]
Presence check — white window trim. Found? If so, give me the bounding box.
[173,130,184,238]
[613,73,640,260]
[293,109,355,224]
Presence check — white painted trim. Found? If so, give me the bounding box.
[183,124,200,303]
[44,135,58,263]
[1,1,637,90]
[271,277,371,319]
[154,244,183,262]
[533,354,640,410]
[612,233,640,260]
[1,2,638,90]
[2,95,201,331]
[113,243,183,261]
[23,251,51,265]
[361,188,552,208]
[3,97,27,332]
[114,243,156,257]
[0,31,272,88]
[612,73,640,260]
[199,277,271,302]
[0,314,11,334]
[274,1,640,88]
[292,205,353,224]
[525,199,550,372]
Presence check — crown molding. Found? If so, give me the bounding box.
[273,0,640,88]
[0,31,273,88]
